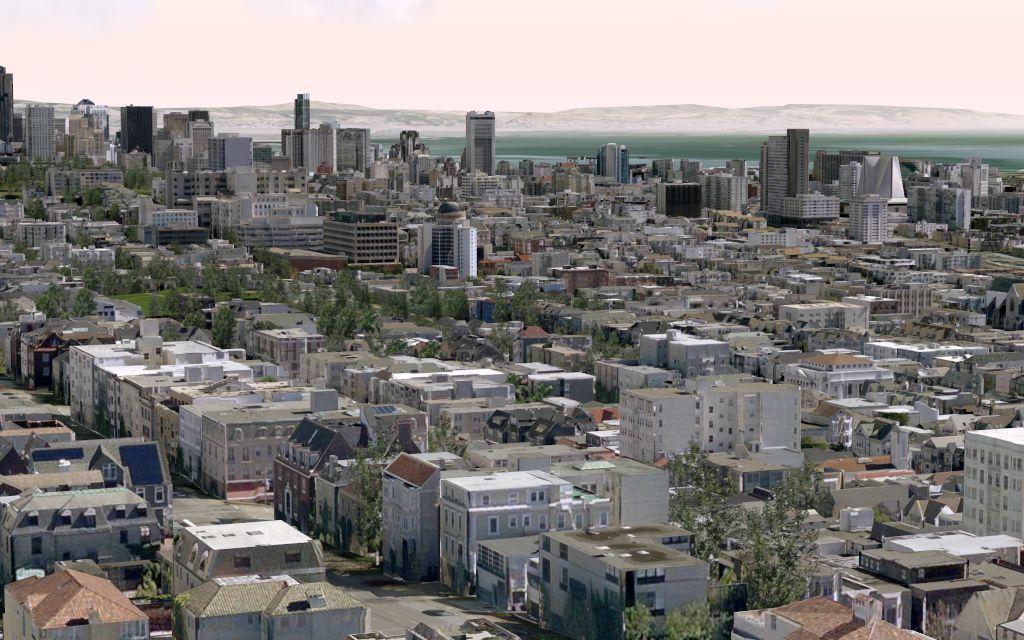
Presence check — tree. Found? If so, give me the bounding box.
[428,417,462,455]
[509,279,541,325]
[352,425,396,562]
[623,603,654,640]
[667,443,740,562]
[183,310,206,329]
[420,341,442,359]
[35,284,70,319]
[25,198,45,219]
[0,300,20,322]
[70,287,95,317]
[664,603,731,640]
[410,278,442,321]
[211,304,236,348]
[441,289,470,321]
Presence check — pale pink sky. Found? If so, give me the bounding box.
[3,0,1020,114]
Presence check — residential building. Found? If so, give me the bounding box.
[700,173,748,212]
[849,194,888,243]
[418,203,478,280]
[965,428,1024,539]
[732,597,926,640]
[172,520,326,594]
[439,470,610,593]
[760,128,809,220]
[381,452,468,582]
[177,576,367,640]
[4,570,149,640]
[0,487,159,583]
[908,182,972,230]
[252,328,326,376]
[780,192,840,225]
[25,104,56,160]
[537,525,708,640]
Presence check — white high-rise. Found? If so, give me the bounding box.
[418,202,477,280]
[464,111,495,175]
[849,194,888,244]
[25,105,55,160]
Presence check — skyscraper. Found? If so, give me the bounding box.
[399,130,420,163]
[187,110,210,123]
[760,128,810,221]
[597,143,629,183]
[120,105,155,155]
[464,111,496,175]
[25,105,55,160]
[336,128,370,172]
[0,65,13,143]
[418,202,478,280]
[294,93,310,130]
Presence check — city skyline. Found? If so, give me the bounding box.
[3,0,1022,114]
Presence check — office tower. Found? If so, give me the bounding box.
[814,150,875,184]
[253,143,273,166]
[908,182,971,230]
[652,159,674,178]
[657,183,702,217]
[188,119,213,156]
[25,105,56,160]
[726,159,748,177]
[12,113,22,143]
[699,173,748,212]
[518,159,534,177]
[418,202,478,279]
[188,110,209,123]
[294,93,310,129]
[849,194,888,243]
[73,99,109,142]
[207,136,253,170]
[0,65,13,143]
[120,105,155,155]
[856,155,906,203]
[838,162,862,201]
[679,159,703,181]
[597,143,629,183]
[464,111,496,175]
[283,124,335,172]
[163,112,190,140]
[760,128,810,221]
[336,128,370,172]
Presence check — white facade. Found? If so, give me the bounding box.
[849,194,888,243]
[464,111,496,175]
[25,105,55,161]
[965,428,1024,539]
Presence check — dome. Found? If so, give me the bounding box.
[437,201,462,214]
[75,98,95,106]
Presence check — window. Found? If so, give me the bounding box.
[508,515,518,529]
[120,530,128,544]
[539,515,547,530]
[560,567,569,591]
[523,514,531,528]
[559,543,568,559]
[508,492,519,505]
[234,555,252,569]
[542,558,551,583]
[31,537,42,555]
[488,516,499,535]
[481,494,491,506]
[557,513,566,529]
[285,551,302,564]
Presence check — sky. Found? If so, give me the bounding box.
[2,0,1021,114]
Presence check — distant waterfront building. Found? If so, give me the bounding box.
[282,123,336,172]
[253,142,273,166]
[336,128,370,172]
[849,194,888,243]
[465,111,496,175]
[0,65,14,143]
[657,182,702,217]
[294,92,310,129]
[597,143,629,183]
[25,104,55,160]
[207,135,253,170]
[760,128,809,222]
[120,105,155,155]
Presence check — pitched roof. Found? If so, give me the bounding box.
[184,579,363,618]
[384,452,439,487]
[769,597,923,639]
[5,569,147,629]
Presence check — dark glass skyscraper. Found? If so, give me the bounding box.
[188,110,210,122]
[120,105,155,154]
[294,93,310,129]
[0,65,13,143]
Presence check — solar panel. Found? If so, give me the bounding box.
[119,444,164,486]
[32,447,84,462]
[372,405,399,415]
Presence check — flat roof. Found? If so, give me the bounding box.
[183,520,312,549]
[444,470,566,491]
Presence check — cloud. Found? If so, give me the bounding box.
[253,0,431,22]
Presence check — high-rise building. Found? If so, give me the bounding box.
[849,194,888,244]
[814,150,875,185]
[908,182,971,230]
[699,173,748,212]
[253,143,273,166]
[294,93,310,129]
[163,112,190,140]
[760,129,810,222]
[25,105,56,160]
[597,143,629,183]
[838,161,862,201]
[12,112,23,143]
[188,110,210,123]
[652,158,674,178]
[657,182,702,217]
[464,111,496,175]
[207,135,253,171]
[0,65,13,143]
[72,99,109,142]
[726,159,748,177]
[418,202,478,280]
[120,105,155,155]
[856,155,906,203]
[336,128,370,172]
[398,130,420,162]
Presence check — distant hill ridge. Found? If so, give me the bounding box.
[16,100,1024,136]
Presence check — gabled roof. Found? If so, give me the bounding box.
[384,452,439,487]
[5,569,147,629]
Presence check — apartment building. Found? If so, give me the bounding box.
[537,525,708,640]
[172,520,326,594]
[439,470,610,593]
[638,332,730,377]
[0,487,159,583]
[252,328,326,376]
[778,302,869,332]
[965,428,1024,539]
[381,452,468,582]
[784,353,895,399]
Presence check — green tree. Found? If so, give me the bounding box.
[35,284,70,319]
[441,289,470,321]
[664,603,731,640]
[25,198,46,219]
[70,287,96,317]
[410,278,442,321]
[428,417,462,455]
[352,425,396,561]
[183,310,206,329]
[509,279,541,325]
[211,304,236,348]
[0,300,20,322]
[623,603,654,640]
[667,443,740,561]
[420,341,442,359]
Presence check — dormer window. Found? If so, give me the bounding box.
[84,508,96,527]
[115,505,126,519]
[26,511,39,527]
[60,509,72,526]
